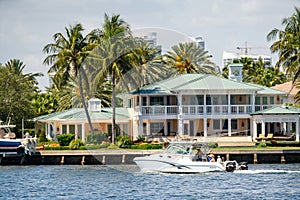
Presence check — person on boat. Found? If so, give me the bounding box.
[207,153,215,162]
[217,155,222,163]
[193,149,202,161]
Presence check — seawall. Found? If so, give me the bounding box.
[1,149,300,165]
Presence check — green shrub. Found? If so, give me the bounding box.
[116,136,133,148]
[257,141,267,148]
[57,134,75,146]
[86,133,108,145]
[135,135,145,143]
[107,144,119,149]
[86,143,110,150]
[69,139,84,150]
[44,146,70,150]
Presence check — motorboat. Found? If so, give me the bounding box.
[0,121,37,156]
[133,142,248,173]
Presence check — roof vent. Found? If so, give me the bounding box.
[228,63,243,82]
[88,98,101,112]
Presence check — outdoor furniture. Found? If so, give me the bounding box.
[255,134,265,141]
[273,133,296,141]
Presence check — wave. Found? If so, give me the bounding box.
[234,169,300,174]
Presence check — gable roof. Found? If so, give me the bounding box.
[131,74,288,95]
[251,106,299,115]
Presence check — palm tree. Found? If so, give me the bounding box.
[5,59,43,87]
[163,42,217,75]
[267,6,300,82]
[43,23,100,134]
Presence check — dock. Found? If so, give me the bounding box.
[1,149,300,165]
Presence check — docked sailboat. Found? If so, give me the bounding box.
[133,142,248,173]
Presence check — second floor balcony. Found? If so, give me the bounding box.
[138,104,275,116]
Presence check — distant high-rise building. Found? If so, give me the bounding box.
[142,32,162,54]
[194,36,205,49]
[222,51,272,71]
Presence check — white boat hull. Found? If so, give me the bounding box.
[134,153,225,173]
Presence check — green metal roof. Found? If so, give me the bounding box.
[32,107,130,122]
[130,74,290,95]
[251,106,299,115]
[132,74,266,94]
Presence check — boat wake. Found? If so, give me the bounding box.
[234,169,300,174]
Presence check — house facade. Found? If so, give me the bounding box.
[34,64,300,142]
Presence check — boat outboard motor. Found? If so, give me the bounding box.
[225,161,236,172]
[239,162,248,170]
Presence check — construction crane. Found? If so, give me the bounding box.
[236,41,266,55]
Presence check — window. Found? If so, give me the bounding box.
[69,125,75,134]
[62,125,67,134]
[213,120,220,130]
[221,95,228,105]
[262,96,268,105]
[222,119,228,130]
[231,119,238,130]
[270,96,274,105]
[142,97,147,106]
[150,96,164,105]
[206,96,211,105]
[77,125,82,139]
[255,96,261,105]
[150,122,164,134]
[230,96,236,104]
[213,96,219,105]
[197,95,203,105]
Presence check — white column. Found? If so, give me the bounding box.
[177,93,183,136]
[203,118,207,137]
[82,123,85,142]
[228,118,232,136]
[262,120,265,136]
[146,121,150,136]
[66,124,69,134]
[75,124,78,139]
[283,122,287,134]
[139,118,143,136]
[253,120,257,139]
[252,92,255,113]
[228,92,231,115]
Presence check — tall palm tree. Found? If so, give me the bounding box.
[43,23,100,134]
[83,14,132,143]
[267,6,300,82]
[163,42,217,75]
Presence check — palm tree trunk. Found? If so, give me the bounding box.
[79,69,94,134]
[112,70,116,144]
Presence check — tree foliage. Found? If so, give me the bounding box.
[0,59,41,136]
[222,57,286,87]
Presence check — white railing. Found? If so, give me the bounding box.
[141,106,178,115]
[138,104,276,116]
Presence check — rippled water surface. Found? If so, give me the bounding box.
[1,164,300,199]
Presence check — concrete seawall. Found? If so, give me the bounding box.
[1,149,300,165]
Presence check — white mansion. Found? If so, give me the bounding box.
[34,64,299,142]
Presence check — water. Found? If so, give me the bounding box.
[1,164,300,200]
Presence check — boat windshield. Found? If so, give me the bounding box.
[164,144,189,155]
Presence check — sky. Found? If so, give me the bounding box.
[0,0,299,90]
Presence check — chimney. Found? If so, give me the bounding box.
[228,63,243,82]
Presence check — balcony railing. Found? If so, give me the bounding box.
[138,104,275,116]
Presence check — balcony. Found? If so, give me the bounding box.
[138,104,274,116]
